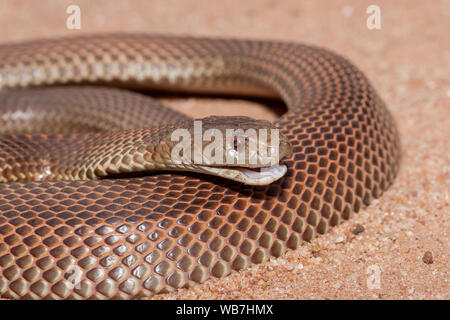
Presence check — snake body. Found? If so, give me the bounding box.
[0,34,400,299]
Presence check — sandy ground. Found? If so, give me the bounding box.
[0,0,448,299]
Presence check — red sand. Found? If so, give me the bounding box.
[0,0,448,299]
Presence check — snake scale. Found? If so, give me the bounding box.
[0,34,400,299]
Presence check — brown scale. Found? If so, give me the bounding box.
[0,35,400,299]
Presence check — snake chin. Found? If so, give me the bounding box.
[197,163,287,185]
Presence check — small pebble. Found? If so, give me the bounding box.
[352,224,365,235]
[422,251,433,264]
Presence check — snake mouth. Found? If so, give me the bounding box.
[197,163,287,185]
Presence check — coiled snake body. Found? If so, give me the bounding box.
[0,34,400,299]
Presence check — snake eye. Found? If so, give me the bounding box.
[233,137,240,150]
[234,136,246,151]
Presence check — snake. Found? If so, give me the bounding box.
[0,34,400,299]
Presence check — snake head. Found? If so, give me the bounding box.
[167,116,292,185]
